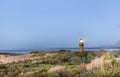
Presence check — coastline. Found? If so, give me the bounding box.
[0,48,120,54]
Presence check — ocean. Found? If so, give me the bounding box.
[0,47,120,54]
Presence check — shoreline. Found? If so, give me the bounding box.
[0,48,120,54]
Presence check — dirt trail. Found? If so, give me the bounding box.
[0,54,34,64]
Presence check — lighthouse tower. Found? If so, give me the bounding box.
[79,38,84,52]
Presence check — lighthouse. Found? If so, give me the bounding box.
[79,38,84,52]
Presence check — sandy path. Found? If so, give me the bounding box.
[0,54,34,64]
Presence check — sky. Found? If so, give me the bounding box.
[0,0,120,50]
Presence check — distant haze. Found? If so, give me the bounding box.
[116,40,120,46]
[0,0,120,50]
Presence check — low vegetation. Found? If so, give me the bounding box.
[0,50,120,77]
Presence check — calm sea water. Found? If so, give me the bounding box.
[0,48,120,54]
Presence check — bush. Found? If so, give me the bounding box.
[0,64,6,69]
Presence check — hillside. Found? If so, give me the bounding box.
[0,50,120,77]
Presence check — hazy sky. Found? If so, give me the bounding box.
[0,0,120,50]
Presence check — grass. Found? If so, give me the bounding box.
[0,50,120,77]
